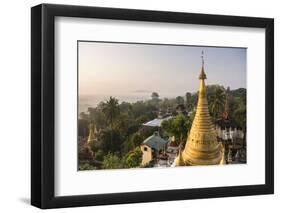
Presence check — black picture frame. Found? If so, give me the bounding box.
[31,3,274,209]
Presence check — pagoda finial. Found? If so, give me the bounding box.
[199,50,207,80]
[201,50,204,66]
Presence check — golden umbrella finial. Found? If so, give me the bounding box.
[201,50,204,66]
[199,50,207,80]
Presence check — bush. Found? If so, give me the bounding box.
[122,147,142,168]
[102,153,122,169]
[79,163,96,171]
[95,150,104,162]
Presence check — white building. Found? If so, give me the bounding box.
[215,118,244,143]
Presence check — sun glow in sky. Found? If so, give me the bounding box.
[78,41,246,98]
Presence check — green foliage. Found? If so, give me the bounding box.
[161,114,191,144]
[96,128,123,155]
[130,133,143,146]
[121,138,135,154]
[229,88,246,97]
[114,113,139,137]
[130,101,157,120]
[206,85,224,95]
[122,147,142,168]
[136,114,150,124]
[185,92,192,110]
[79,163,96,171]
[79,86,246,170]
[78,119,89,138]
[229,96,246,130]
[233,102,246,130]
[189,110,196,121]
[101,148,142,169]
[101,96,120,128]
[150,92,161,106]
[119,102,133,115]
[78,145,93,161]
[102,153,122,169]
[227,88,246,130]
[95,150,104,162]
[208,86,226,119]
[176,96,185,105]
[122,133,143,154]
[87,107,107,130]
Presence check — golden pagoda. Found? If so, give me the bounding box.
[175,144,185,166]
[87,122,96,145]
[176,52,223,166]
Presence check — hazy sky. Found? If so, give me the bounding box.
[78,41,246,98]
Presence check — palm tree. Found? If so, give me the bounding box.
[185,92,192,111]
[102,97,119,127]
[102,97,120,148]
[234,100,246,129]
[209,87,226,119]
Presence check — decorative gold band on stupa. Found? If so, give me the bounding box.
[176,52,223,166]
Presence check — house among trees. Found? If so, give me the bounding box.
[140,132,168,166]
[213,88,246,164]
[214,118,244,145]
[215,118,246,164]
[214,88,245,148]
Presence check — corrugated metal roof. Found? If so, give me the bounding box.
[142,116,173,127]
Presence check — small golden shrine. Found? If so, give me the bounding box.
[87,122,96,145]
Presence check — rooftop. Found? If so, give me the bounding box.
[142,116,173,127]
[142,132,168,150]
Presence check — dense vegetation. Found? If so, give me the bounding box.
[78,85,246,170]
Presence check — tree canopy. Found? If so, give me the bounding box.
[78,85,246,170]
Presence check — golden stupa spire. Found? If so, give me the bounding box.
[176,51,223,166]
[87,122,96,144]
[175,143,185,166]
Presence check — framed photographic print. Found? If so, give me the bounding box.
[31,4,274,209]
